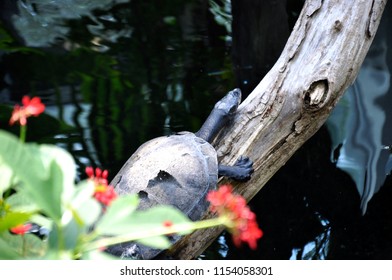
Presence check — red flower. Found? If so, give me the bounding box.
[86,167,109,186]
[86,167,117,206]
[207,185,263,250]
[93,185,117,206]
[232,219,262,250]
[10,223,32,235]
[9,96,45,126]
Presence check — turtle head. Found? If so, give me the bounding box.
[196,88,242,143]
[214,88,242,116]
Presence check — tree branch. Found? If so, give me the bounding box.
[165,0,388,259]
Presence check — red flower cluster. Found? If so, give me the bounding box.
[207,185,263,249]
[86,167,117,206]
[10,223,32,235]
[9,96,45,126]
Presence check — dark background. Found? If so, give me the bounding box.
[1,0,392,259]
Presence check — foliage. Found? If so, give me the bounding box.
[0,129,192,259]
[0,96,262,259]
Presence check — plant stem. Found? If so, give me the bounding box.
[55,221,66,254]
[19,125,27,143]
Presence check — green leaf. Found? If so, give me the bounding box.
[137,235,171,249]
[81,250,119,260]
[90,205,192,251]
[16,146,64,220]
[70,198,101,229]
[42,249,73,260]
[96,203,192,238]
[35,144,76,208]
[0,164,14,194]
[0,237,21,260]
[0,211,32,232]
[95,195,139,235]
[125,205,192,235]
[0,231,46,259]
[0,131,77,221]
[0,131,46,183]
[48,220,80,251]
[66,180,101,228]
[71,180,95,207]
[6,192,40,213]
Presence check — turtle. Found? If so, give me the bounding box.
[106,88,253,259]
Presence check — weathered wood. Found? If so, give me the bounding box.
[165,0,388,259]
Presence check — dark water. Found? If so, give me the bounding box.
[1,0,392,260]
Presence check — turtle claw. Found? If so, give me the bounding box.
[218,156,254,181]
[233,156,254,181]
[235,156,253,169]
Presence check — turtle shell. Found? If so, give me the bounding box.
[110,131,218,221]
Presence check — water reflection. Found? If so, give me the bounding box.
[290,213,330,260]
[45,101,100,169]
[12,0,131,47]
[326,30,392,214]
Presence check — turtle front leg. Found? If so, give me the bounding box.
[218,156,254,182]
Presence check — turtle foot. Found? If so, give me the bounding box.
[218,156,254,181]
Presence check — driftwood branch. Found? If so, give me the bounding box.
[165,0,388,259]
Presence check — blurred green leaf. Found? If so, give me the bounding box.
[67,180,101,228]
[70,180,95,207]
[0,131,46,182]
[0,131,55,218]
[90,205,192,251]
[137,235,171,249]
[6,192,40,213]
[127,205,192,235]
[43,249,73,260]
[0,165,14,194]
[96,203,192,238]
[48,219,80,252]
[0,237,21,260]
[70,199,101,229]
[0,131,77,221]
[95,195,139,235]
[37,144,76,203]
[81,249,118,260]
[0,211,32,232]
[0,231,46,259]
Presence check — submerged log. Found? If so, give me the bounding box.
[165,0,388,259]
